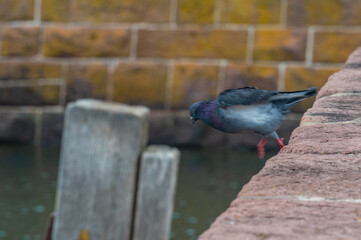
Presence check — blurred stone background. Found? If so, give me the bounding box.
[0,0,360,149]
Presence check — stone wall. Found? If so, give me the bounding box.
[0,0,360,145]
[199,47,361,239]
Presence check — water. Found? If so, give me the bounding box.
[0,145,275,240]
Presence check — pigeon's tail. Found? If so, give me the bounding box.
[273,87,317,113]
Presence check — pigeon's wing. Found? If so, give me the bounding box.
[217,87,277,107]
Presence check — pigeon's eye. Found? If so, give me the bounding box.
[190,111,193,115]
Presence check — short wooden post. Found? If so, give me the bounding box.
[53,99,149,240]
[132,145,180,240]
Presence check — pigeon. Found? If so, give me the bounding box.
[189,86,317,158]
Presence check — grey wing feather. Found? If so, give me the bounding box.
[217,87,277,106]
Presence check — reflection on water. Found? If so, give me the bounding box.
[0,145,59,240]
[0,145,275,240]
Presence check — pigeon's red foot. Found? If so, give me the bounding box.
[277,138,285,149]
[257,137,267,159]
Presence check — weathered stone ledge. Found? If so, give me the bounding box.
[199,48,361,239]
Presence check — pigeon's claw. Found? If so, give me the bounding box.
[277,138,285,149]
[257,137,267,159]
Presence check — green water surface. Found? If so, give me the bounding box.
[0,145,275,240]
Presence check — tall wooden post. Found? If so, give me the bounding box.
[132,146,180,240]
[52,99,149,240]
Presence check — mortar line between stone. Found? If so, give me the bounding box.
[165,60,175,110]
[217,60,227,94]
[238,195,361,203]
[305,27,315,67]
[280,0,288,26]
[107,60,118,101]
[34,0,42,25]
[59,64,67,106]
[277,63,286,91]
[170,0,178,29]
[129,25,138,61]
[246,26,255,64]
[34,108,42,147]
[0,78,63,87]
[213,0,221,27]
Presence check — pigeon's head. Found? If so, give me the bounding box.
[189,102,201,124]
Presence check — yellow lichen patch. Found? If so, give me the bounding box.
[43,27,131,57]
[254,29,307,61]
[0,0,34,21]
[225,64,278,90]
[171,63,219,109]
[31,85,60,104]
[313,31,361,63]
[1,27,39,56]
[112,62,167,108]
[285,66,340,112]
[178,0,214,24]
[220,0,281,24]
[137,29,247,59]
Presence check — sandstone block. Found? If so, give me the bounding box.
[0,0,34,20]
[225,64,278,90]
[171,63,219,109]
[0,62,62,80]
[220,0,281,24]
[254,29,307,61]
[137,29,248,59]
[112,62,168,108]
[0,109,35,143]
[283,123,361,155]
[0,85,60,106]
[285,66,339,112]
[240,153,361,199]
[199,199,361,240]
[313,31,361,63]
[1,27,39,57]
[288,0,361,26]
[41,107,64,145]
[44,27,130,57]
[41,0,170,22]
[67,63,108,102]
[317,69,361,99]
[178,0,214,24]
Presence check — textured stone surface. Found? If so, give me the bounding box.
[0,108,35,143]
[137,29,248,59]
[0,0,34,20]
[1,27,39,57]
[240,153,361,199]
[301,95,361,124]
[288,0,361,26]
[317,69,361,99]
[178,0,214,24]
[313,32,361,63]
[220,0,281,24]
[285,66,340,112]
[42,0,170,23]
[0,85,60,106]
[67,63,108,102]
[225,64,278,91]
[44,27,131,57]
[200,199,361,240]
[0,62,62,80]
[254,29,307,61]
[171,63,219,109]
[112,62,168,108]
[200,46,361,240]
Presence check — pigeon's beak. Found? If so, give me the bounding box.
[190,116,196,124]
